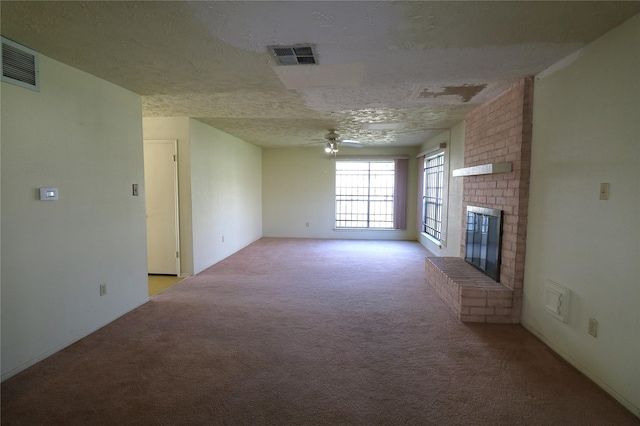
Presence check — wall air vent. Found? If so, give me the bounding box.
[2,37,40,91]
[268,44,317,65]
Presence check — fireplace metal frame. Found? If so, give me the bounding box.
[465,205,503,282]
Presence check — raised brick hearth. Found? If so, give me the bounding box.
[426,257,515,323]
[426,77,533,323]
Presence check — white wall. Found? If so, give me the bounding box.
[418,123,465,256]
[1,55,149,379]
[142,117,194,276]
[262,146,419,240]
[189,119,262,274]
[522,15,640,415]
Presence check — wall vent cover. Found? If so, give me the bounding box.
[267,44,317,65]
[2,37,40,91]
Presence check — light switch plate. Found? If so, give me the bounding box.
[39,187,59,200]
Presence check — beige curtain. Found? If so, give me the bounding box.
[394,158,409,229]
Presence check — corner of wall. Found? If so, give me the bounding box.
[2,54,148,379]
[523,14,640,415]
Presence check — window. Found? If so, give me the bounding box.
[423,153,444,240]
[335,159,408,229]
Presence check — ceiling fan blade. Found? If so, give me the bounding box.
[340,140,363,148]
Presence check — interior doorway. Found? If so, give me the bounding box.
[144,139,180,276]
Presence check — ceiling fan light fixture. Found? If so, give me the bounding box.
[324,141,339,155]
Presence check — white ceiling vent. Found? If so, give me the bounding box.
[268,44,317,65]
[2,37,40,91]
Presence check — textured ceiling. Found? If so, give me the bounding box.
[2,1,639,148]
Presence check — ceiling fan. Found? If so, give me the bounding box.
[323,129,363,155]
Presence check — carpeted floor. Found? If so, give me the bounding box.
[2,238,638,425]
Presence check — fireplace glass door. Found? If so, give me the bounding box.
[465,206,502,281]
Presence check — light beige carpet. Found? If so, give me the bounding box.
[2,238,638,425]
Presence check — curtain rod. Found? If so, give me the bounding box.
[416,143,447,158]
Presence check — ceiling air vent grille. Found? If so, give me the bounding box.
[2,37,40,91]
[268,44,317,65]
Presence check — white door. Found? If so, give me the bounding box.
[144,140,180,275]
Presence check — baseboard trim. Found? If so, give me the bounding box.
[521,321,640,418]
[1,297,150,382]
[193,237,261,275]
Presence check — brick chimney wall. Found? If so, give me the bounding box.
[461,77,534,322]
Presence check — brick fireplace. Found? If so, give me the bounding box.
[426,77,533,323]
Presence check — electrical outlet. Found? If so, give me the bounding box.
[132,184,139,196]
[221,236,224,243]
[588,318,598,337]
[99,283,107,297]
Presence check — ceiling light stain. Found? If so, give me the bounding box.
[415,84,486,103]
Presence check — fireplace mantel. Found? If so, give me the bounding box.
[452,162,512,177]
